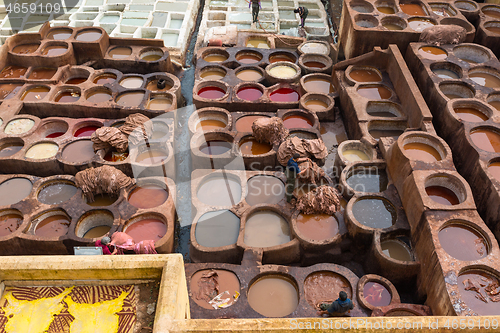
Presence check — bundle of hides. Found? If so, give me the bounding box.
[277,136,328,165]
[296,185,341,215]
[252,117,289,146]
[419,25,466,46]
[297,158,325,185]
[91,127,128,153]
[118,113,153,145]
[75,165,133,202]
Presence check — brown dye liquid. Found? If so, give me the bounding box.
[87,91,112,103]
[87,194,117,206]
[191,269,240,310]
[116,92,145,107]
[483,9,500,19]
[103,150,128,162]
[489,162,500,182]
[196,119,226,131]
[199,140,232,155]
[38,182,77,205]
[0,214,22,237]
[403,142,441,162]
[350,69,381,82]
[471,129,500,153]
[28,67,58,80]
[94,74,116,85]
[35,215,70,237]
[304,78,334,94]
[369,129,404,139]
[135,149,168,164]
[55,91,80,103]
[488,101,500,112]
[381,239,413,261]
[486,26,500,35]
[305,99,328,110]
[47,29,72,40]
[469,72,500,88]
[83,225,110,239]
[235,53,262,64]
[0,144,23,157]
[0,83,23,99]
[203,54,227,62]
[304,272,351,310]
[142,54,162,61]
[21,87,50,101]
[128,185,168,209]
[245,175,284,206]
[364,282,391,307]
[304,61,325,69]
[0,65,27,79]
[147,97,172,110]
[383,23,404,30]
[283,115,313,129]
[235,115,267,132]
[244,211,290,247]
[454,107,488,122]
[239,137,272,155]
[200,70,225,80]
[269,55,294,63]
[248,276,298,317]
[296,213,338,241]
[236,69,262,81]
[418,46,447,60]
[61,140,95,164]
[439,224,487,261]
[12,43,39,54]
[0,178,32,206]
[377,6,395,14]
[458,271,500,315]
[42,45,68,56]
[400,3,426,15]
[357,86,391,99]
[66,77,87,84]
[125,219,166,242]
[146,79,173,92]
[425,186,459,205]
[75,31,102,41]
[109,47,131,59]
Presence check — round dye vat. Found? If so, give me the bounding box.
[269,66,296,79]
[483,9,500,19]
[0,213,22,237]
[41,45,68,56]
[25,142,58,159]
[0,178,32,206]
[425,186,460,205]
[147,97,172,110]
[304,61,326,69]
[66,77,87,84]
[343,149,369,162]
[12,43,39,54]
[75,30,102,42]
[195,210,240,247]
[94,74,116,85]
[142,53,162,61]
[135,149,168,165]
[0,65,27,79]
[236,69,262,81]
[21,87,50,101]
[369,129,405,139]
[55,91,80,103]
[300,42,328,54]
[198,86,226,99]
[469,72,500,88]
[283,115,313,129]
[4,118,35,134]
[35,215,70,237]
[235,53,262,64]
[146,79,173,92]
[381,239,413,261]
[235,115,267,132]
[119,77,144,89]
[458,271,500,315]
[86,194,117,207]
[128,184,168,209]
[357,86,391,99]
[296,213,339,241]
[403,142,442,162]
[383,23,404,30]
[28,67,57,80]
[488,162,500,182]
[349,68,381,82]
[246,175,284,206]
[432,68,459,79]
[197,175,241,207]
[47,29,72,40]
[244,211,290,247]
[486,26,500,35]
[418,46,447,61]
[61,140,95,164]
[454,107,488,122]
[203,54,228,62]
[305,99,328,111]
[0,83,23,99]
[346,167,388,193]
[236,87,263,101]
[248,275,298,317]
[109,47,132,59]
[400,3,426,15]
[0,143,23,157]
[304,78,334,94]
[83,225,110,239]
[196,119,226,131]
[270,88,299,102]
[353,198,396,229]
[116,92,145,107]
[191,269,240,310]
[269,54,294,63]
[377,6,395,14]
[304,271,351,310]
[364,282,391,307]
[470,129,500,153]
[199,140,232,155]
[200,70,225,80]
[439,224,487,261]
[74,126,99,137]
[408,18,435,32]
[87,91,112,103]
[103,150,128,162]
[239,137,272,155]
[38,182,77,205]
[125,218,166,242]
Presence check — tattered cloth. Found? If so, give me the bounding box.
[75,165,134,202]
[118,113,153,145]
[297,158,325,185]
[296,185,341,215]
[419,25,466,46]
[91,127,129,153]
[195,270,219,303]
[277,136,328,165]
[252,117,289,146]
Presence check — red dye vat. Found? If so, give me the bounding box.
[198,86,225,99]
[270,88,299,102]
[74,126,99,137]
[237,87,262,101]
[46,132,65,138]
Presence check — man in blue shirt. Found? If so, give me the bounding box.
[286,153,301,203]
[318,291,354,316]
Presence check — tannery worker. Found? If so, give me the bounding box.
[294,6,309,27]
[286,153,301,203]
[318,291,354,316]
[250,0,261,23]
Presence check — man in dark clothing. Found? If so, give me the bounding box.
[294,6,309,27]
[318,291,354,316]
[286,153,301,203]
[250,0,261,23]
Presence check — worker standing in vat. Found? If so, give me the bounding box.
[294,6,309,28]
[286,153,301,203]
[318,291,354,316]
[250,0,261,23]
